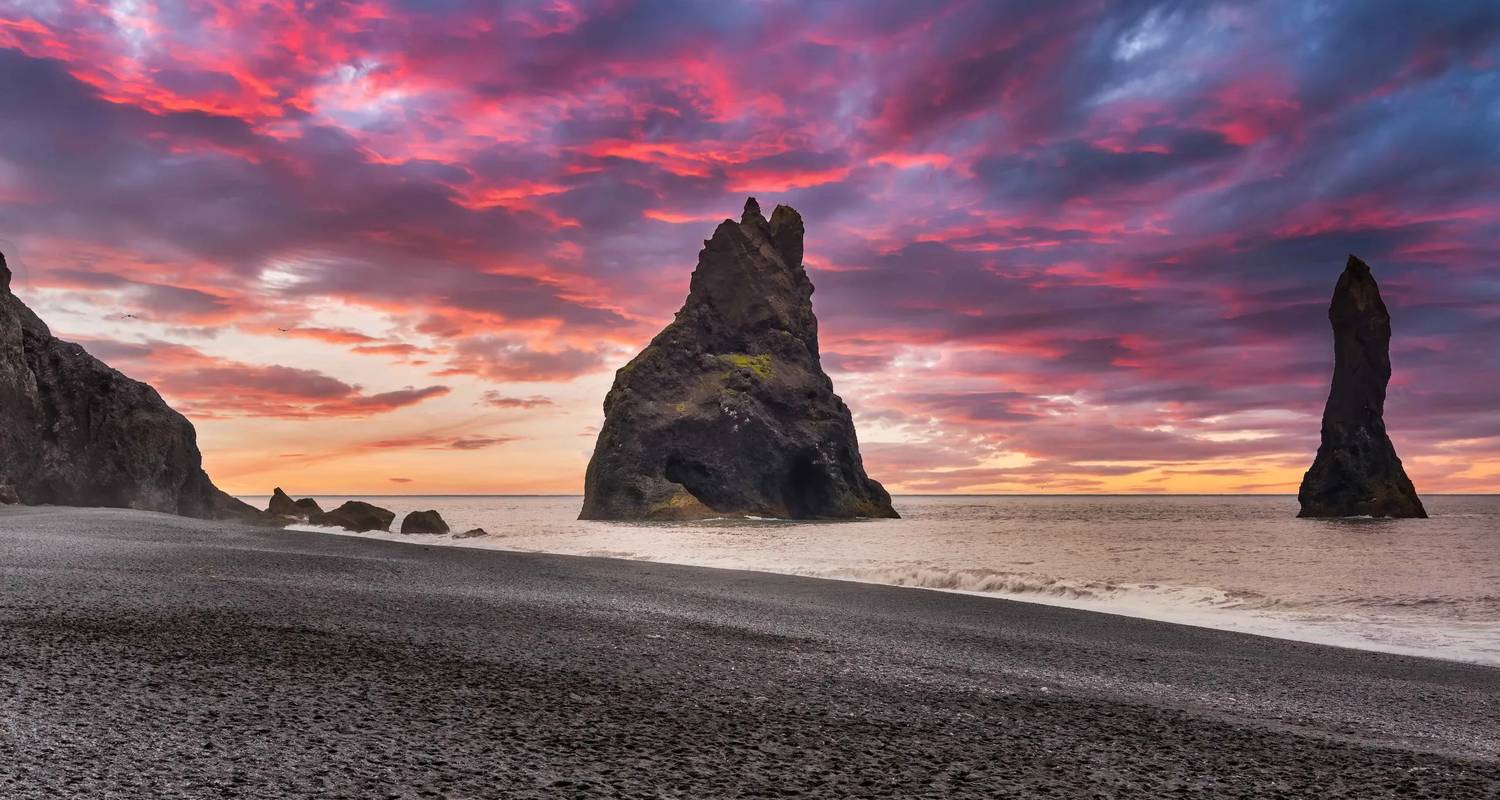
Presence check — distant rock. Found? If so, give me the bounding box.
[454,527,488,539]
[267,488,322,519]
[1298,256,1427,519]
[268,488,300,516]
[311,501,395,532]
[0,250,258,520]
[400,509,449,535]
[580,198,897,521]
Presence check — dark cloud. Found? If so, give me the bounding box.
[440,337,609,382]
[480,392,554,409]
[1,0,1497,489]
[973,131,1241,208]
[69,337,450,419]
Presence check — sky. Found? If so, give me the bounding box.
[1,0,1498,495]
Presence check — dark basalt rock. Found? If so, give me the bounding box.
[580,198,897,521]
[267,488,322,519]
[0,483,18,505]
[454,527,488,539]
[268,488,300,517]
[400,509,449,535]
[0,250,258,519]
[310,501,395,532]
[1298,256,1426,519]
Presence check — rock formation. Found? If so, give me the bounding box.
[0,482,18,505]
[0,251,256,519]
[400,509,449,534]
[310,500,395,532]
[454,527,488,539]
[267,488,322,519]
[1298,256,1426,518]
[268,488,300,517]
[580,198,897,521]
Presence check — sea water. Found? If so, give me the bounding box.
[253,494,1500,666]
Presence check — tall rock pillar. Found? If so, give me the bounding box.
[1298,255,1426,518]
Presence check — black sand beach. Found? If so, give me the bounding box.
[2,507,1498,798]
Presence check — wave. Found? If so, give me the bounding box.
[806,564,1271,610]
[788,564,1500,665]
[281,524,1500,666]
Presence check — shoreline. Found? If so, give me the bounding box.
[4,506,1498,797]
[285,518,1500,669]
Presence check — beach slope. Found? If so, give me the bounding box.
[1,507,1497,798]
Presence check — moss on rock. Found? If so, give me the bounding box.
[719,353,773,379]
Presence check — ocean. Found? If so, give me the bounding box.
[250,494,1500,666]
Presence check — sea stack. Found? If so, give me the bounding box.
[1297,255,1426,518]
[0,250,254,519]
[580,198,897,521]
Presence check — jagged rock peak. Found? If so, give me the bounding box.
[579,199,897,521]
[769,203,805,269]
[1,251,10,291]
[267,487,321,519]
[1297,255,1426,518]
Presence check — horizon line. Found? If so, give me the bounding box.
[230,492,1500,498]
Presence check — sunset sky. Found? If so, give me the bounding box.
[1,1,1497,495]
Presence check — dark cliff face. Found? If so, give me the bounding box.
[0,251,255,519]
[1297,255,1426,518]
[580,199,898,521]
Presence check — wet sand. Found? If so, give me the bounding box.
[1,506,1498,798]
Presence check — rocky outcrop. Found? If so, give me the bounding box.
[0,482,18,504]
[310,501,395,532]
[1298,256,1426,518]
[400,509,449,534]
[580,198,897,521]
[268,488,300,517]
[267,488,322,519]
[0,250,257,519]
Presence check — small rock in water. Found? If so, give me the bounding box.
[267,487,300,517]
[453,527,488,539]
[310,501,396,532]
[267,488,324,521]
[400,509,449,534]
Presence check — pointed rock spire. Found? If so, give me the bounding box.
[742,196,763,224]
[768,203,805,273]
[1,251,10,292]
[579,199,897,520]
[1297,255,1426,518]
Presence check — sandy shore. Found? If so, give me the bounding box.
[1,507,1497,798]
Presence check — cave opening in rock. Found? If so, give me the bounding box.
[783,451,834,519]
[663,456,730,512]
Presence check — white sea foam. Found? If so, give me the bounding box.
[278,494,1500,666]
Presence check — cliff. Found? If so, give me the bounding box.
[0,251,255,519]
